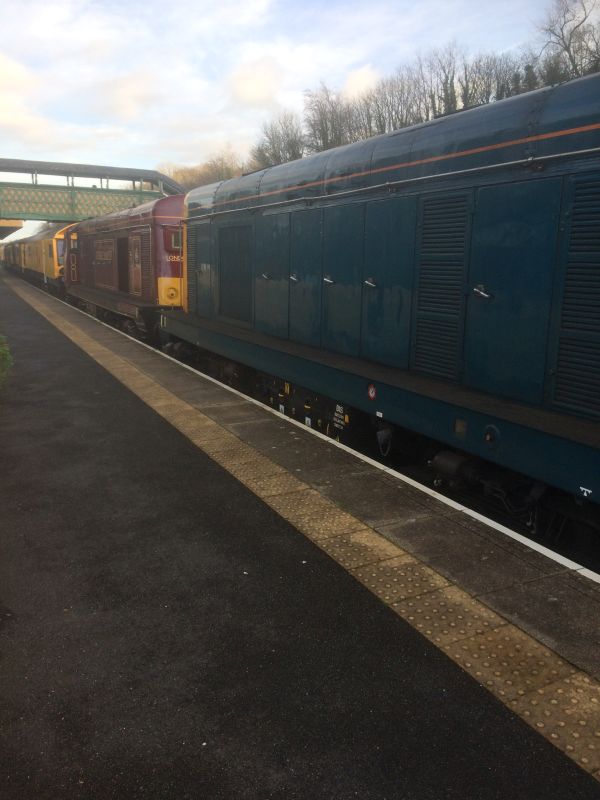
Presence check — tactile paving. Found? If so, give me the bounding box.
[317,529,405,569]
[201,441,258,465]
[292,512,369,541]
[511,673,600,771]
[352,556,448,603]
[130,383,174,404]
[118,374,157,392]
[153,402,196,424]
[184,428,237,446]
[242,473,306,498]
[448,626,577,701]
[195,431,242,447]
[266,489,337,520]
[226,457,287,482]
[392,585,507,645]
[174,415,220,436]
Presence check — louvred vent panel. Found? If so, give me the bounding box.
[553,179,600,418]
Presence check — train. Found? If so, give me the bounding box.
[1,223,71,290]
[158,72,600,532]
[1,72,599,534]
[1,194,185,340]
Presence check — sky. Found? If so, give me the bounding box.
[0,0,553,172]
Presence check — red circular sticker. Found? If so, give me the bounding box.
[367,384,377,401]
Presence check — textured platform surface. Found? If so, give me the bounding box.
[1,276,599,797]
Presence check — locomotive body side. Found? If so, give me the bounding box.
[64,195,184,335]
[5,224,70,290]
[153,195,185,308]
[162,73,600,509]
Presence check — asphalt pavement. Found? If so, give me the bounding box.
[1,281,598,799]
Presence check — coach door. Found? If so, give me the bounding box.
[68,232,79,284]
[128,236,142,295]
[463,178,562,404]
[117,237,129,293]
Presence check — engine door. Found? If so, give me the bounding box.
[321,203,364,356]
[463,178,563,404]
[289,209,322,347]
[361,196,416,367]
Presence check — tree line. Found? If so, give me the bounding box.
[162,0,600,190]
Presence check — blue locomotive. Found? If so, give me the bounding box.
[161,73,600,527]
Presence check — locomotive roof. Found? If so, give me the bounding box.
[9,223,70,244]
[74,194,184,234]
[187,72,600,217]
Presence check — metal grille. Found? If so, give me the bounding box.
[553,179,600,418]
[413,195,469,380]
[0,183,161,222]
[140,229,152,301]
[187,224,197,312]
[414,317,461,380]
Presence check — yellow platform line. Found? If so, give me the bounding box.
[5,276,600,781]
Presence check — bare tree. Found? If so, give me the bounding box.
[458,56,479,108]
[413,55,437,120]
[375,67,425,130]
[435,43,460,113]
[411,44,460,119]
[348,92,379,140]
[250,111,306,168]
[303,83,356,152]
[540,0,600,77]
[158,148,244,191]
[459,53,497,106]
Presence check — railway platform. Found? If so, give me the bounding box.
[1,274,599,799]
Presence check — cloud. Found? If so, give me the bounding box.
[0,53,37,94]
[90,71,167,122]
[227,57,283,108]
[0,0,553,172]
[343,65,380,98]
[0,54,55,148]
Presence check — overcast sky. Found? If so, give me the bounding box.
[0,0,552,170]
